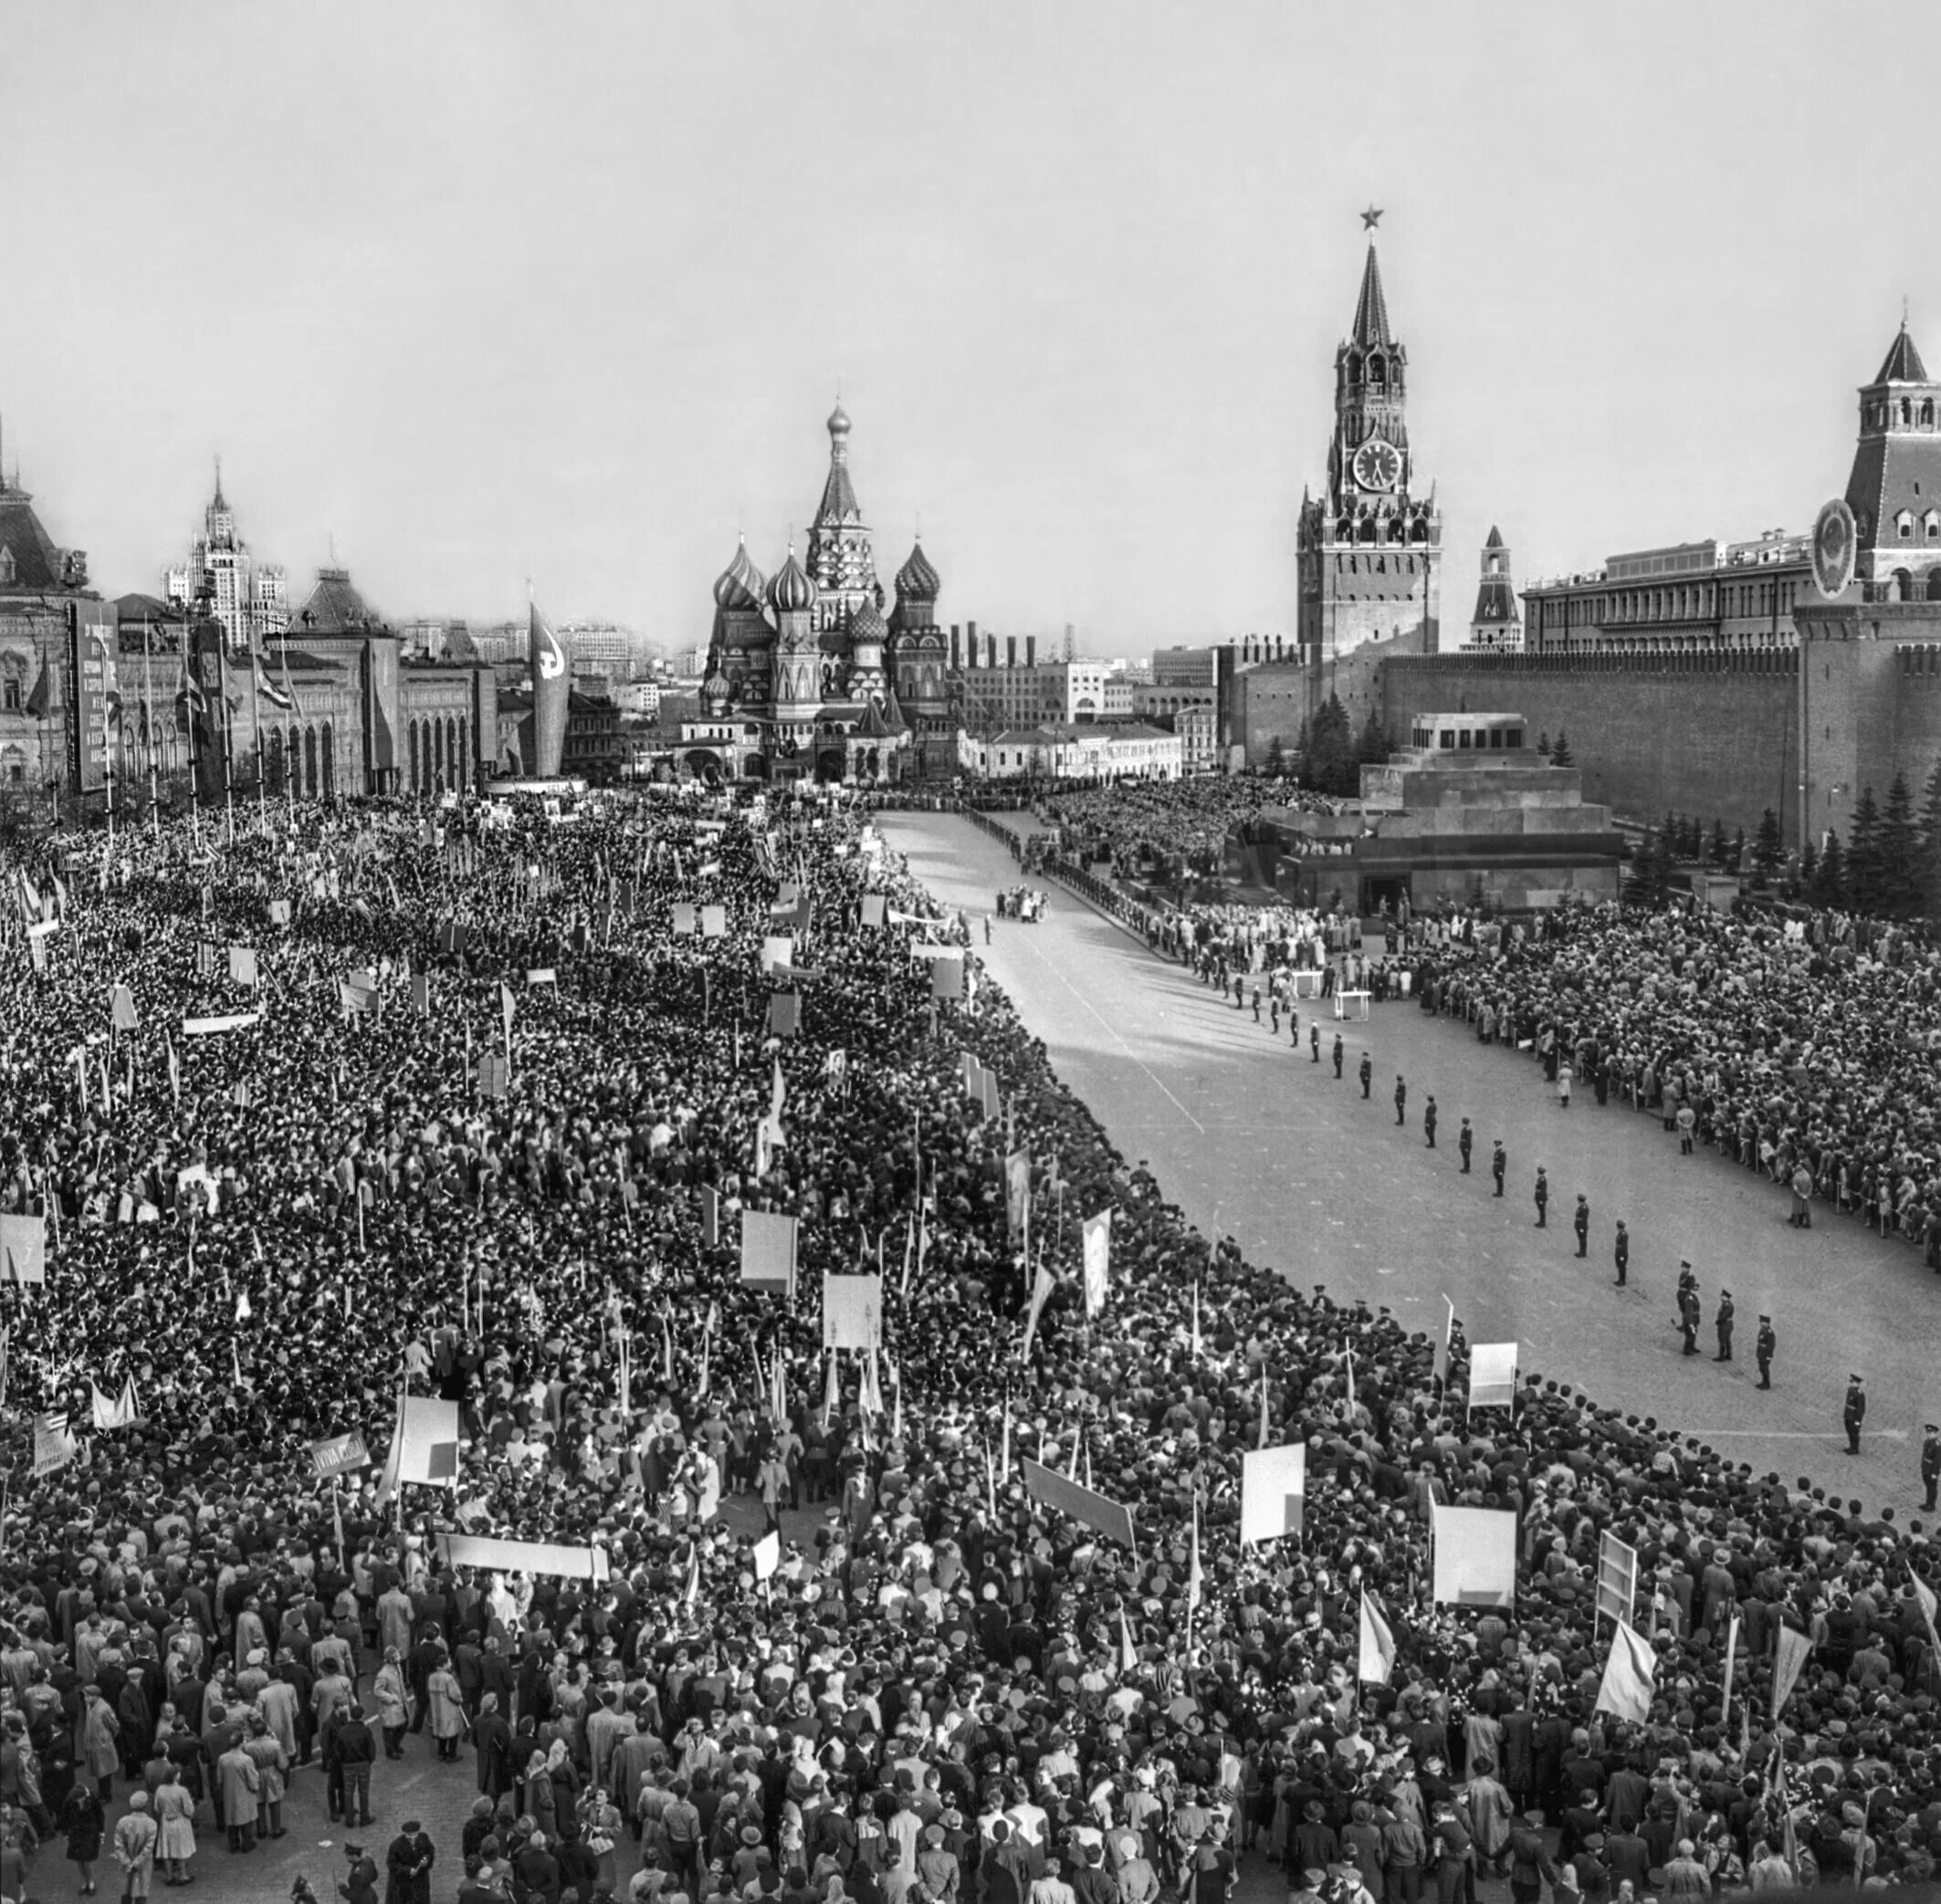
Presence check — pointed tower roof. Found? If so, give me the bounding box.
[814,404,862,526]
[1485,523,1505,549]
[212,455,226,510]
[1351,243,1391,349]
[1875,323,1929,384]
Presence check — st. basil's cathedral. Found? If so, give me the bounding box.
[685,405,956,783]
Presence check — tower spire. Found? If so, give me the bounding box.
[1351,243,1391,348]
[213,452,225,507]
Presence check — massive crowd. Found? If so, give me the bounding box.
[0,786,1926,1904]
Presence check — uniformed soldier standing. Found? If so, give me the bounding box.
[1714,1290,1735,1361]
[1755,1313,1775,1388]
[1533,1166,1548,1228]
[1458,1119,1474,1173]
[1491,1140,1506,1197]
[1311,1021,1322,1063]
[1844,1374,1866,1454]
[1613,1219,1630,1287]
[1675,1260,1697,1334]
[1679,1282,1701,1355]
[1423,1095,1438,1148]
[1332,1033,1344,1078]
[1359,1051,1372,1097]
[1573,1195,1590,1257]
[1394,1074,1408,1126]
[1922,1423,1941,1510]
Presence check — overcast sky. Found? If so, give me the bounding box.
[3,4,1921,651]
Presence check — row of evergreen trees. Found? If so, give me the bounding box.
[1265,695,1390,796]
[1627,769,1941,918]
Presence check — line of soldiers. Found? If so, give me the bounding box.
[1282,1006,1941,1505]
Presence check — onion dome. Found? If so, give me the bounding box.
[702,664,730,705]
[712,538,760,611]
[767,547,817,614]
[827,403,851,440]
[848,598,888,646]
[896,539,940,600]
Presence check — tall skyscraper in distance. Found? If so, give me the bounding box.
[163,461,287,650]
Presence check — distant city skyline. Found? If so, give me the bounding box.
[0,4,1925,648]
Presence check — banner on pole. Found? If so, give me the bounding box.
[700,905,727,938]
[183,1011,260,1037]
[672,903,698,936]
[1430,1504,1517,1608]
[1082,1209,1111,1316]
[227,945,259,988]
[1595,1530,1639,1629]
[0,1215,46,1286]
[1241,1442,1307,1545]
[740,1211,799,1298]
[1467,1341,1519,1411]
[436,1533,606,1580]
[822,1272,884,1350]
[1021,1458,1138,1554]
[768,992,801,1038]
[310,1430,371,1479]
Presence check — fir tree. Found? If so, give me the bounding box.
[1264,734,1286,779]
[1549,729,1574,768]
[1847,787,1882,915]
[1650,825,1675,905]
[1730,826,1746,874]
[1709,819,1729,868]
[1813,830,1847,909]
[1355,705,1390,768]
[1536,733,1552,759]
[1795,839,1817,897]
[1919,761,1941,917]
[1753,809,1782,883]
[1878,774,1920,917]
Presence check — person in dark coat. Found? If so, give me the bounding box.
[62,1780,105,1895]
[385,1819,435,1904]
[473,1693,514,1800]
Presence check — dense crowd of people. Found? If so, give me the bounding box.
[1411,902,1941,1253]
[0,785,1926,1904]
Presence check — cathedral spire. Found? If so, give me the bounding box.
[1351,243,1392,349]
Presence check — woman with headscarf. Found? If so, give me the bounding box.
[374,1648,413,1760]
[62,1777,105,1896]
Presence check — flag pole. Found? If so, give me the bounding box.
[247,637,266,832]
[142,618,159,837]
[216,632,236,846]
[181,620,202,851]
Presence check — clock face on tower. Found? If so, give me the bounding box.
[1352,438,1402,493]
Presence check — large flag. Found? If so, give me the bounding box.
[530,597,571,778]
[1594,1619,1657,1724]
[1021,1259,1055,1360]
[1771,1623,1812,1715]
[1911,1565,1941,1675]
[1359,1589,1398,1684]
[89,1375,138,1431]
[253,651,293,710]
[1187,1493,1202,1615]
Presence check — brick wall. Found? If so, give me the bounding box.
[1381,651,1799,842]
